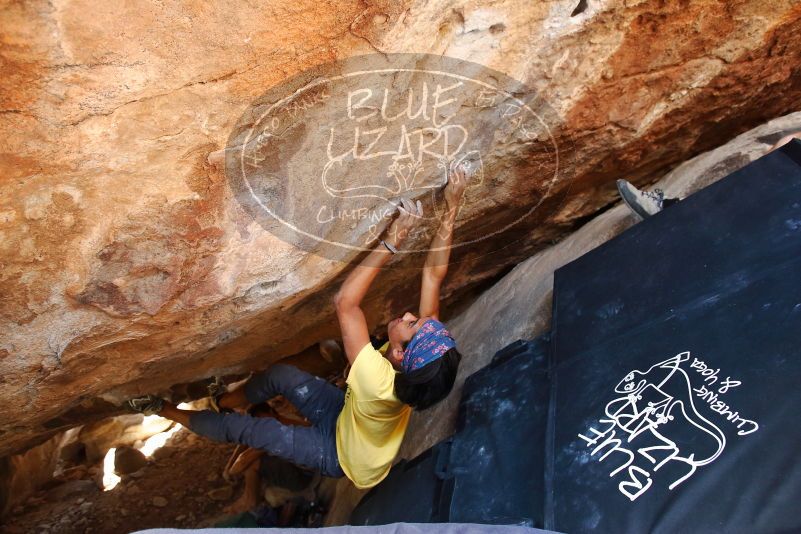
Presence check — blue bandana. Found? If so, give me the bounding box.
[402,319,456,373]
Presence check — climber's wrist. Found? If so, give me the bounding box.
[382,233,405,252]
[379,239,396,254]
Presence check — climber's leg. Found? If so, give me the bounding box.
[159,402,192,427]
[224,460,262,514]
[218,387,249,411]
[186,407,345,478]
[239,364,345,426]
[229,447,264,477]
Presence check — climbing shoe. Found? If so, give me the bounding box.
[617,179,664,219]
[207,376,232,413]
[127,395,164,416]
[207,376,227,397]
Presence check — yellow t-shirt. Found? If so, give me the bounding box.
[336,342,412,489]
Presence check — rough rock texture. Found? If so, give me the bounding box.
[113,445,148,475]
[2,0,801,456]
[0,432,66,516]
[78,414,173,463]
[398,111,801,460]
[0,412,174,514]
[2,428,244,532]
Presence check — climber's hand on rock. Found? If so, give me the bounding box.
[386,197,423,247]
[445,162,470,210]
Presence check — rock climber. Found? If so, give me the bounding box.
[127,162,469,491]
[616,130,801,219]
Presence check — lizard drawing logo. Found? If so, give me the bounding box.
[224,53,564,261]
[578,351,734,501]
[608,352,726,467]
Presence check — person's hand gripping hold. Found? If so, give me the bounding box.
[384,197,423,252]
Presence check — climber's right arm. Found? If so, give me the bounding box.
[419,163,469,319]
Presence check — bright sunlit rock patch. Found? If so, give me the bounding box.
[102,447,121,491]
[139,419,182,458]
[102,404,190,491]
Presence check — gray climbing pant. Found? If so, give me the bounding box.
[188,364,346,478]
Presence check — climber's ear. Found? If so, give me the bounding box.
[389,346,405,369]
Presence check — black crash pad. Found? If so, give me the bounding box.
[349,439,452,525]
[549,140,801,533]
[445,338,550,527]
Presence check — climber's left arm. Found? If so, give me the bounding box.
[335,199,422,364]
[419,163,469,319]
